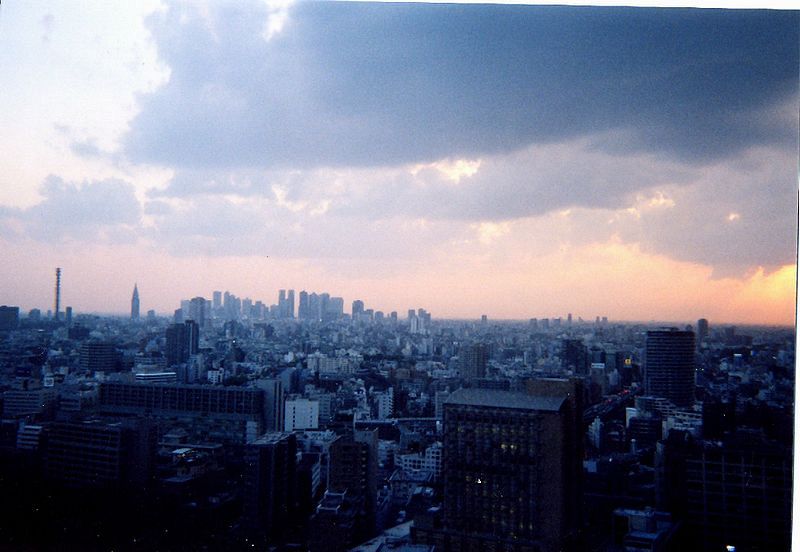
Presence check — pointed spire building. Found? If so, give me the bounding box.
[131,284,140,320]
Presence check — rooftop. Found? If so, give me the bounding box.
[445,388,566,411]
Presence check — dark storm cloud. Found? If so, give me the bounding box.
[0,176,141,243]
[124,2,799,170]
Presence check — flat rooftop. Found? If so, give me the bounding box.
[445,388,565,411]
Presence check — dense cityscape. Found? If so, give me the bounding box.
[0,271,793,551]
[1,2,797,551]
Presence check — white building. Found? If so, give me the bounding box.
[285,397,320,432]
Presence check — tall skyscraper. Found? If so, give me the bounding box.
[278,289,287,318]
[298,290,309,319]
[645,328,696,408]
[352,300,364,318]
[54,267,61,321]
[287,290,295,319]
[696,318,709,348]
[188,297,206,327]
[415,379,583,551]
[165,320,199,367]
[131,284,140,320]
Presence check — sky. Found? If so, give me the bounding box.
[0,1,797,324]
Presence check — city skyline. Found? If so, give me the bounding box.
[7,270,794,327]
[0,2,797,325]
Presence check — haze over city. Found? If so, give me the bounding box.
[0,2,796,324]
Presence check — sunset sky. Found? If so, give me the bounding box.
[0,1,797,324]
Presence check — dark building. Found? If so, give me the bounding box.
[79,341,119,373]
[0,305,20,330]
[460,343,488,380]
[645,329,695,408]
[242,432,298,542]
[415,379,583,551]
[562,338,588,375]
[98,382,274,443]
[701,395,736,440]
[309,490,361,552]
[165,320,199,367]
[45,418,157,488]
[657,430,791,551]
[329,429,379,543]
[696,318,709,346]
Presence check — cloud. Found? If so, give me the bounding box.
[124,2,798,170]
[0,176,142,243]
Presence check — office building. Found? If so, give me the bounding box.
[562,338,588,375]
[414,379,583,551]
[657,430,791,551]
[285,397,320,432]
[45,418,157,488]
[188,296,207,327]
[645,329,696,408]
[79,341,119,373]
[243,432,298,542]
[165,320,199,367]
[329,429,379,541]
[460,343,488,380]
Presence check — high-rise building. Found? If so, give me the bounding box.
[696,318,709,347]
[329,429,379,541]
[460,343,488,379]
[657,430,791,551]
[645,329,696,408]
[65,306,73,325]
[278,289,287,318]
[165,321,199,367]
[287,290,295,319]
[188,297,206,327]
[352,300,364,318]
[414,379,583,552]
[243,432,298,542]
[212,290,222,312]
[562,338,588,375]
[298,291,309,319]
[131,284,140,320]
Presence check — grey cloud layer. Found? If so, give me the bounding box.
[0,176,141,243]
[124,3,798,169]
